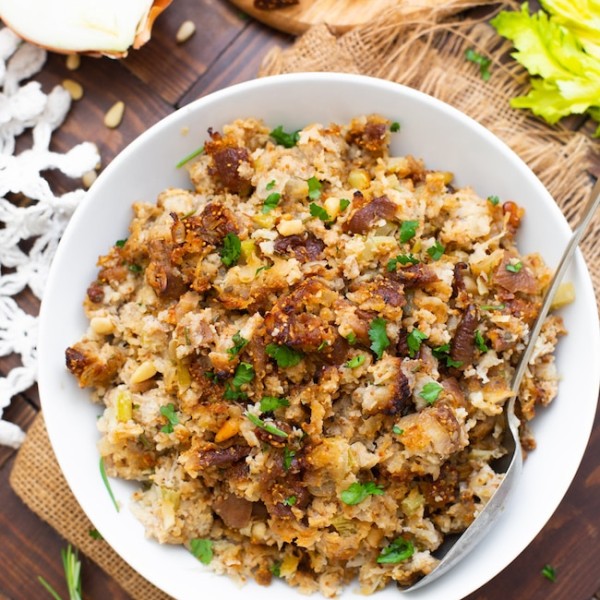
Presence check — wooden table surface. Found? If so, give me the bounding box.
[0,1,599,599]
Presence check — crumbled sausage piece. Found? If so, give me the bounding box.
[343,192,396,234]
[450,303,479,365]
[273,233,325,262]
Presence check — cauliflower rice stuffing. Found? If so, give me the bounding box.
[66,115,566,596]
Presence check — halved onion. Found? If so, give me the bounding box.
[0,0,172,57]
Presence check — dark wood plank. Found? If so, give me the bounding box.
[465,406,600,600]
[0,456,129,600]
[179,20,292,106]
[122,0,249,105]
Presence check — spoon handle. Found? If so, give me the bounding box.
[511,177,600,394]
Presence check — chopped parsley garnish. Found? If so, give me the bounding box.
[255,265,272,275]
[387,253,419,271]
[377,537,415,564]
[160,403,179,433]
[368,317,390,360]
[260,396,290,412]
[220,232,241,267]
[227,331,249,359]
[339,198,351,211]
[541,564,556,582]
[262,192,281,213]
[481,303,506,311]
[309,202,330,222]
[266,179,276,190]
[399,220,419,243]
[246,412,288,438]
[474,330,489,353]
[88,528,103,540]
[392,425,404,435]
[340,481,384,505]
[270,125,300,148]
[426,241,445,261]
[128,263,143,273]
[419,382,443,404]
[115,238,127,248]
[345,332,357,345]
[487,195,500,206]
[406,328,428,358]
[346,354,366,368]
[283,495,297,506]
[204,371,218,381]
[232,362,255,388]
[465,48,492,81]
[390,121,401,132]
[307,176,322,200]
[283,447,296,470]
[38,545,82,600]
[270,562,281,577]
[506,261,523,273]
[99,457,120,513]
[265,343,303,368]
[432,344,463,368]
[190,538,213,565]
[176,145,204,169]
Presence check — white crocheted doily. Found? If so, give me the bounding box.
[0,28,100,447]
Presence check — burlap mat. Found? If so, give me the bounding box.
[9,4,600,600]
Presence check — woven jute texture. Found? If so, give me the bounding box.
[9,5,600,600]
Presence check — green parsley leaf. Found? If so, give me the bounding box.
[426,241,445,261]
[255,265,271,275]
[260,396,290,412]
[432,344,463,368]
[481,303,506,311]
[283,447,296,470]
[160,403,179,433]
[392,425,404,435]
[88,528,103,541]
[115,238,127,248]
[262,192,281,213]
[309,202,330,222]
[368,317,390,360]
[265,343,303,368]
[176,145,204,169]
[317,340,329,352]
[245,412,288,438]
[345,332,357,345]
[223,384,247,401]
[377,537,415,564]
[128,263,143,274]
[340,481,384,505]
[339,198,351,211]
[465,48,492,81]
[399,220,419,243]
[270,562,281,577]
[474,330,489,353]
[346,354,366,368]
[419,382,443,404]
[283,495,297,506]
[220,232,241,267]
[266,179,276,190]
[506,261,523,273]
[227,331,249,359]
[270,125,300,148]
[204,371,218,381]
[307,176,322,200]
[541,564,556,582]
[387,253,419,271]
[487,195,500,206]
[99,457,120,513]
[407,329,428,358]
[232,362,255,388]
[190,538,213,565]
[390,121,401,132]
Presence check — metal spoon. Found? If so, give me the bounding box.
[406,177,600,592]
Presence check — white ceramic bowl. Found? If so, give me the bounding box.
[38,73,600,600]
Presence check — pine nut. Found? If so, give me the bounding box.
[90,316,114,335]
[131,360,157,384]
[82,170,97,189]
[62,79,83,100]
[176,20,196,44]
[104,101,125,129]
[66,54,80,70]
